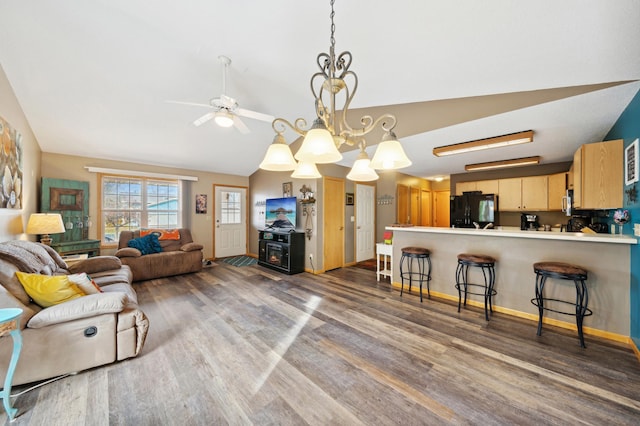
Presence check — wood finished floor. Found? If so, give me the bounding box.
[3,263,640,425]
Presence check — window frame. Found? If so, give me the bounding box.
[98,173,182,246]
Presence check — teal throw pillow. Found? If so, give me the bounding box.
[127,233,162,255]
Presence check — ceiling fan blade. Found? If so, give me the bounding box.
[165,100,212,108]
[236,107,275,123]
[233,116,250,134]
[193,112,215,127]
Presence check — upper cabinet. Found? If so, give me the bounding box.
[548,172,567,211]
[573,140,623,210]
[455,180,499,195]
[498,176,548,211]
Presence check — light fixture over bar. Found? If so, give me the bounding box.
[433,130,534,157]
[465,156,541,172]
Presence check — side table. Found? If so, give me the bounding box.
[0,308,23,422]
[376,243,393,283]
[51,239,100,257]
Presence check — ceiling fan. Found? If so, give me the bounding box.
[167,56,274,134]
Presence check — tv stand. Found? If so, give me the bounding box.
[258,230,304,274]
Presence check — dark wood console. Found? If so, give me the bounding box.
[258,230,304,274]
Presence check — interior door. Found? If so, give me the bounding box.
[355,183,375,262]
[323,177,344,271]
[409,186,420,225]
[397,184,409,224]
[434,190,450,228]
[214,185,247,258]
[420,189,432,226]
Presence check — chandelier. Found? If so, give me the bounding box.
[259,0,411,181]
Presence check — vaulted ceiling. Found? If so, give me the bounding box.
[1,1,639,179]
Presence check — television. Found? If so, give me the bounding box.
[265,196,297,230]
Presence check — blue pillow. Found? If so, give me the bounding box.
[127,233,162,255]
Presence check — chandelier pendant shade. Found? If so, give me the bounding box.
[259,134,297,171]
[259,0,411,181]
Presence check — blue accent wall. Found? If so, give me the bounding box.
[605,86,640,348]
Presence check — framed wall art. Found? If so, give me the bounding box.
[625,138,638,186]
[196,194,207,214]
[0,115,24,209]
[282,181,292,197]
[345,192,354,205]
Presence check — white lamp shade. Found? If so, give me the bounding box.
[214,110,234,127]
[291,161,321,179]
[26,213,66,235]
[294,120,342,163]
[346,152,379,181]
[370,139,412,170]
[259,136,297,171]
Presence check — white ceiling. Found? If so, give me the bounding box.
[1,0,639,179]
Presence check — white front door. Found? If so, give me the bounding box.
[355,183,375,262]
[214,185,247,258]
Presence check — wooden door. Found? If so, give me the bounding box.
[548,173,567,211]
[397,184,409,224]
[409,186,420,225]
[323,177,344,271]
[434,190,450,228]
[420,189,431,226]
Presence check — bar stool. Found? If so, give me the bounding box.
[531,262,592,348]
[455,253,497,321]
[399,247,431,302]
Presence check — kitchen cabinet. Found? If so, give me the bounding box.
[498,176,548,211]
[547,172,567,211]
[573,140,623,209]
[455,180,499,195]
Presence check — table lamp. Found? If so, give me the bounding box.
[26,213,66,245]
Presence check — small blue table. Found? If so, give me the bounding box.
[0,308,23,422]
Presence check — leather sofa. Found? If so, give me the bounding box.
[115,228,203,282]
[0,240,149,386]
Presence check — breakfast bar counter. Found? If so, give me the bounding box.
[387,226,637,339]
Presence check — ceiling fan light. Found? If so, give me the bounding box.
[347,151,379,181]
[294,119,343,163]
[291,161,322,179]
[214,110,234,127]
[370,132,412,170]
[259,135,297,171]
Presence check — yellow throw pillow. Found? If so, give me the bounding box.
[15,272,86,308]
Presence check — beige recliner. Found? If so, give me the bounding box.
[0,240,149,386]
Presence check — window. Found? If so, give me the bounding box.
[220,190,241,224]
[100,175,181,243]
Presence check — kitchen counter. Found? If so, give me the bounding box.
[387,225,636,339]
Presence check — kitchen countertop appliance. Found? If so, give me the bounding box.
[521,213,540,231]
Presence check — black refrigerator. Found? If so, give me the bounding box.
[450,191,499,228]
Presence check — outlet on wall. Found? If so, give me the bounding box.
[309,253,313,260]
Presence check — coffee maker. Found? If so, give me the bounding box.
[520,213,540,231]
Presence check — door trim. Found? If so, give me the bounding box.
[354,182,376,263]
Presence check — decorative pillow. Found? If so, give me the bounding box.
[67,272,103,295]
[15,272,85,308]
[127,233,162,255]
[140,229,181,241]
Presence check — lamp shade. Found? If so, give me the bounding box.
[291,161,322,179]
[259,134,297,171]
[346,151,379,181]
[26,213,66,235]
[294,119,342,163]
[370,132,412,170]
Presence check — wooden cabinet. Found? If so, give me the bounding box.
[572,140,623,209]
[498,176,548,211]
[455,180,499,195]
[548,172,567,211]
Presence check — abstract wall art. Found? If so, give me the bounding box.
[0,115,23,209]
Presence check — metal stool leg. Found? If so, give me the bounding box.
[535,273,546,337]
[575,278,589,348]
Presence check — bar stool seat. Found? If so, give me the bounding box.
[532,261,592,348]
[455,253,497,321]
[400,246,431,302]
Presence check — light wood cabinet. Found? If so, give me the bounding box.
[498,176,548,211]
[548,172,567,211]
[455,180,499,195]
[573,140,623,209]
